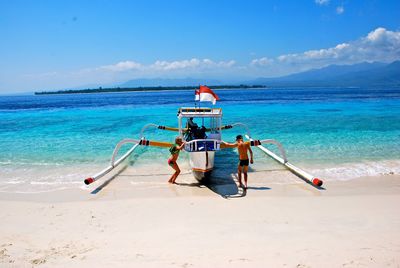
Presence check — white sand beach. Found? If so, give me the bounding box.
[2,0,400,267]
[1,165,400,267]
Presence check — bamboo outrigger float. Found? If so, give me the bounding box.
[84,105,323,188]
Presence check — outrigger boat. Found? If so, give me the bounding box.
[84,95,323,188]
[84,86,322,187]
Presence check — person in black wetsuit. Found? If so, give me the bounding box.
[187,117,198,129]
[186,117,198,140]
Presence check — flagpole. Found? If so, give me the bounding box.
[194,89,197,109]
[198,85,201,109]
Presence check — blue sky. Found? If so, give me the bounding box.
[0,0,399,93]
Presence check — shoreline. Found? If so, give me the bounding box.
[2,85,400,97]
[33,85,266,96]
[1,157,400,195]
[0,172,398,202]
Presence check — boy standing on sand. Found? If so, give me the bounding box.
[223,135,254,188]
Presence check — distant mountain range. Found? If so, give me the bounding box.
[118,61,400,88]
[48,60,400,94]
[250,61,400,87]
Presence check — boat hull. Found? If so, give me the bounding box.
[192,169,212,181]
[189,151,215,182]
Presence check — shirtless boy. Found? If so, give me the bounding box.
[224,135,254,188]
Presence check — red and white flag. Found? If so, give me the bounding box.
[194,85,219,105]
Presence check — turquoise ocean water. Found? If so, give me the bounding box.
[1,88,399,192]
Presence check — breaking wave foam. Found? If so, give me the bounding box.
[309,160,400,181]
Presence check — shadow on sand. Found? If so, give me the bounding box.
[90,164,129,194]
[89,147,324,198]
[89,152,143,194]
[175,182,203,188]
[90,153,147,194]
[199,149,271,199]
[297,176,326,190]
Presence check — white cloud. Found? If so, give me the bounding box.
[32,57,237,88]
[150,58,235,71]
[336,6,344,14]
[152,58,200,70]
[366,27,399,43]
[250,57,274,66]
[19,28,400,90]
[99,61,142,72]
[315,0,329,5]
[83,58,236,74]
[277,42,351,62]
[253,27,400,74]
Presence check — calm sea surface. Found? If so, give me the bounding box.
[1,88,399,192]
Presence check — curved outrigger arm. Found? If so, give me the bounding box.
[252,138,323,187]
[227,122,251,137]
[140,123,184,137]
[257,139,288,163]
[84,137,173,185]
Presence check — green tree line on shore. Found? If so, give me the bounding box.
[35,85,266,95]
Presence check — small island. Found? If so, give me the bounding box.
[34,85,266,95]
